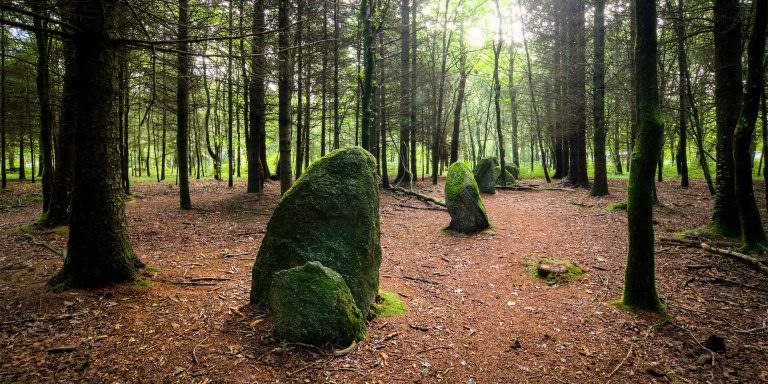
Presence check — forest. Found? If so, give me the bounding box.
[0,0,767,382]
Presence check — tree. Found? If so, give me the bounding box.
[277,0,293,195]
[395,0,412,183]
[590,0,608,196]
[710,0,742,237]
[621,0,664,312]
[732,0,767,250]
[177,0,192,209]
[360,0,374,152]
[450,24,466,165]
[492,0,505,185]
[32,2,53,215]
[1,21,7,190]
[672,0,689,189]
[247,0,265,193]
[51,0,142,288]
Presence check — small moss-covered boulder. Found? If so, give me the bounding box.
[250,147,381,317]
[446,161,490,234]
[269,261,366,346]
[474,157,499,194]
[495,166,517,185]
[505,163,520,180]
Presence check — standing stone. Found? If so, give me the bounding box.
[474,157,499,193]
[269,261,366,346]
[250,147,381,317]
[495,166,517,185]
[446,161,491,234]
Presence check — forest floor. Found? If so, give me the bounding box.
[0,177,767,383]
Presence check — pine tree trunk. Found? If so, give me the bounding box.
[673,0,689,188]
[395,0,411,183]
[0,24,5,190]
[247,0,265,193]
[710,0,743,237]
[732,0,767,249]
[590,0,608,196]
[278,0,293,195]
[450,27,466,165]
[622,0,663,312]
[51,0,141,288]
[177,0,192,209]
[360,0,375,152]
[46,35,76,226]
[33,5,53,213]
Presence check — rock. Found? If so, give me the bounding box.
[495,165,517,185]
[445,161,490,234]
[505,163,520,179]
[473,157,499,194]
[250,147,381,316]
[269,261,366,346]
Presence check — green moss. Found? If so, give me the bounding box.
[269,262,367,346]
[132,279,152,287]
[526,258,583,284]
[251,147,381,318]
[473,157,499,193]
[445,162,490,234]
[494,166,517,185]
[145,266,159,273]
[370,289,407,318]
[606,201,627,211]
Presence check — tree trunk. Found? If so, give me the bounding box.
[395,0,412,183]
[450,25,466,165]
[46,35,76,226]
[710,0,743,237]
[493,0,506,186]
[33,4,53,213]
[590,0,608,196]
[51,0,141,288]
[521,12,550,183]
[509,37,519,167]
[333,0,341,150]
[621,0,663,312]
[361,0,375,152]
[248,0,265,193]
[410,0,418,184]
[673,0,689,188]
[177,0,192,209]
[227,0,234,188]
[732,0,767,249]
[278,0,293,195]
[0,23,5,190]
[295,0,304,178]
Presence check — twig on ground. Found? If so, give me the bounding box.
[192,336,209,364]
[606,343,634,379]
[401,275,440,285]
[396,203,446,211]
[21,234,64,257]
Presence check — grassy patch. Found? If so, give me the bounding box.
[606,201,627,211]
[370,289,407,318]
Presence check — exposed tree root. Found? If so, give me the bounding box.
[388,186,445,207]
[20,234,64,257]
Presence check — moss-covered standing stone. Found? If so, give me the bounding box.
[495,166,517,185]
[269,261,366,346]
[474,157,499,194]
[445,161,490,234]
[250,147,381,317]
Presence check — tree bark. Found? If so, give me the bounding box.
[395,0,412,183]
[622,0,663,312]
[33,3,53,214]
[673,0,689,188]
[710,0,743,237]
[177,0,192,209]
[51,0,141,288]
[278,0,293,195]
[590,0,607,195]
[449,25,466,165]
[732,0,767,249]
[248,0,265,193]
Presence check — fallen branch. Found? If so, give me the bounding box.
[397,203,446,212]
[388,186,445,207]
[659,238,768,275]
[21,234,64,257]
[496,185,575,192]
[606,343,634,378]
[190,276,232,282]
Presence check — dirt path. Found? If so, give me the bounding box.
[0,178,766,383]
